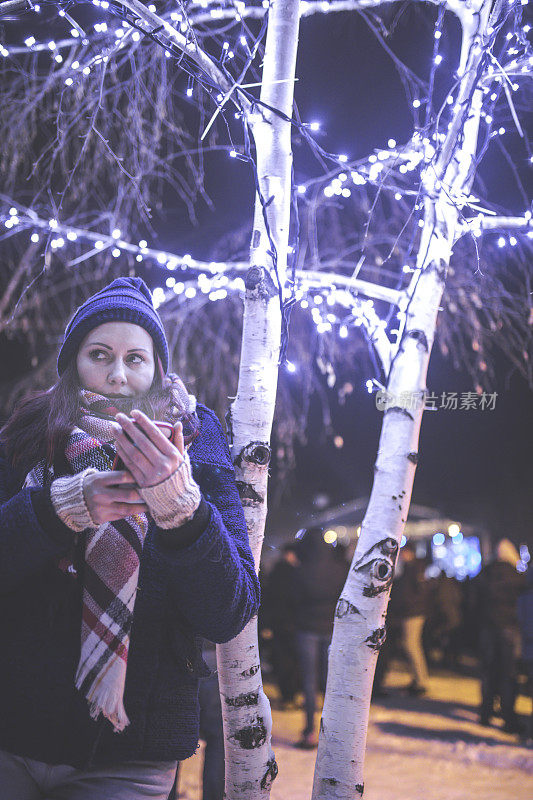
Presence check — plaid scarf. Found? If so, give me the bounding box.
[25,379,199,733]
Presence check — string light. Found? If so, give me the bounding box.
[0,0,530,396]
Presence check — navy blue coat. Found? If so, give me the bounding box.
[0,404,259,768]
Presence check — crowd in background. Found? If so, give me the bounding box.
[259,533,533,746]
[174,533,532,798]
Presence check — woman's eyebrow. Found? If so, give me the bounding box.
[85,342,150,354]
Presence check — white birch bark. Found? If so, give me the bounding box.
[215,1,301,798]
[312,2,493,797]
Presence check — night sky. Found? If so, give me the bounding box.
[281,349,532,548]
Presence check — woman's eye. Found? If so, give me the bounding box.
[127,354,144,364]
[89,350,108,361]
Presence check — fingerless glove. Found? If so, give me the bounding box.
[50,467,99,532]
[139,450,201,529]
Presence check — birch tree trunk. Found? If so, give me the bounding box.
[215,1,301,797]
[312,2,493,797]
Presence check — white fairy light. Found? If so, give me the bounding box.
[152,287,165,309]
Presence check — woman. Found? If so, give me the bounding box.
[0,277,260,799]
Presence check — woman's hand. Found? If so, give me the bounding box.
[83,470,148,525]
[113,409,185,489]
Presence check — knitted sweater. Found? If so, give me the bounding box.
[0,404,259,768]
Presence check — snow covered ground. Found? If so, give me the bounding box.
[177,665,533,800]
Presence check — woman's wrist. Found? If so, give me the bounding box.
[50,468,99,532]
[139,451,201,529]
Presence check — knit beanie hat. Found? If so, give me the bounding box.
[57,277,169,375]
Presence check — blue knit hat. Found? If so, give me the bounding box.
[57,277,169,375]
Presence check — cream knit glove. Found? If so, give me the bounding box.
[139,450,201,529]
[50,467,99,532]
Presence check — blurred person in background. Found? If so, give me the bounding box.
[292,528,349,749]
[168,641,224,800]
[395,542,430,696]
[372,581,401,699]
[517,565,533,741]
[476,538,526,733]
[425,571,463,668]
[260,544,301,709]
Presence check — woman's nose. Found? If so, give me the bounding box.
[108,361,127,384]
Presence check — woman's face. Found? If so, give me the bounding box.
[76,322,156,398]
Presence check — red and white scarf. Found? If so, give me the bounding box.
[25,381,198,732]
